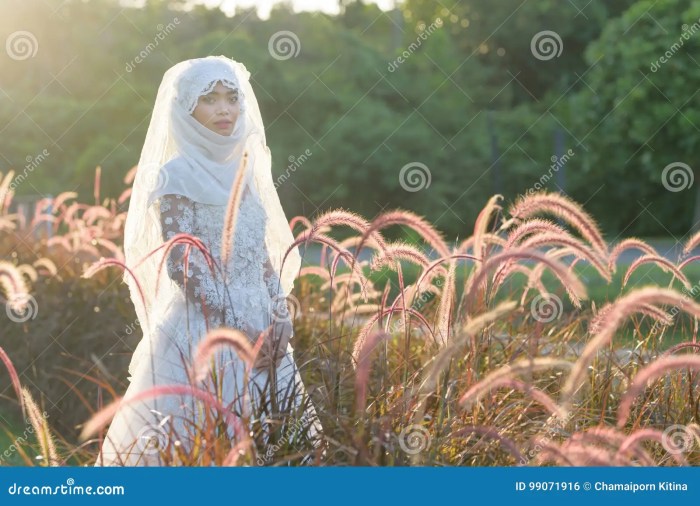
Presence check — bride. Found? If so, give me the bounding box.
[95,55,322,466]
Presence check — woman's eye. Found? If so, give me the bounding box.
[229,95,238,103]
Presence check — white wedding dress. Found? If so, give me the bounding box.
[95,182,322,466]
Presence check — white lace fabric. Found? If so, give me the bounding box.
[156,184,284,332]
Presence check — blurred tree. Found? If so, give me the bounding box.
[569,0,700,235]
[0,0,690,239]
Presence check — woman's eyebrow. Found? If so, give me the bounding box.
[205,89,238,97]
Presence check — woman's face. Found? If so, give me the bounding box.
[191,81,240,136]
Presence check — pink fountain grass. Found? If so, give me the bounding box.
[563,287,700,411]
[460,377,566,419]
[220,152,250,270]
[22,387,59,466]
[622,254,691,290]
[683,230,700,256]
[467,248,587,310]
[353,330,392,415]
[370,241,432,271]
[616,355,700,428]
[452,425,524,463]
[608,238,659,273]
[352,306,436,364]
[508,191,608,258]
[457,357,573,407]
[0,346,26,419]
[472,194,503,262]
[434,258,456,346]
[79,384,250,450]
[191,327,258,383]
[358,209,450,259]
[616,428,688,466]
[10,172,700,466]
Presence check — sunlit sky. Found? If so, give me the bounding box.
[200,0,396,18]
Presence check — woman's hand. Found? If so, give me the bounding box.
[251,319,293,370]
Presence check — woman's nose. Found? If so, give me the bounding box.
[217,101,232,115]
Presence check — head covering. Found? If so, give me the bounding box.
[122,55,301,335]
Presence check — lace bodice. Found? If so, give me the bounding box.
[155,184,285,332]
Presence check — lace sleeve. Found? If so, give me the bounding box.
[158,193,225,322]
[263,256,284,300]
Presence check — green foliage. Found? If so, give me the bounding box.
[566,0,700,234]
[0,0,693,237]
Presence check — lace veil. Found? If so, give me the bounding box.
[122,55,301,335]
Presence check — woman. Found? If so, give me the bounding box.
[95,55,321,466]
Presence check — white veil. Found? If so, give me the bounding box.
[122,55,301,336]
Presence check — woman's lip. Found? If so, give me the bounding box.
[214,121,232,127]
